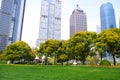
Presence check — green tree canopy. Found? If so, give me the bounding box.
[39,39,62,64]
[39,39,60,56]
[1,41,35,63]
[98,28,120,65]
[57,40,69,63]
[68,32,97,64]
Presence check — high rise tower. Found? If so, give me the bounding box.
[37,0,61,47]
[96,25,101,33]
[0,0,26,50]
[100,2,116,31]
[119,18,120,28]
[70,5,87,38]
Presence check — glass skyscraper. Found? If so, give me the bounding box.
[100,2,116,31]
[70,5,87,38]
[119,18,120,28]
[0,0,26,50]
[37,0,61,47]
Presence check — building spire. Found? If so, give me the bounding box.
[76,4,80,9]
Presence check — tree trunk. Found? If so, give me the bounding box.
[100,55,102,62]
[82,60,85,65]
[112,54,116,65]
[82,55,86,65]
[11,59,14,64]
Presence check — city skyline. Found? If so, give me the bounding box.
[22,0,120,47]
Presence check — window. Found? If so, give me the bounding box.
[12,3,17,18]
[0,0,2,9]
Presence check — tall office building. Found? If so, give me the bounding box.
[100,2,116,31]
[70,5,87,38]
[0,0,2,8]
[0,0,26,50]
[119,18,120,28]
[96,25,101,33]
[37,0,61,47]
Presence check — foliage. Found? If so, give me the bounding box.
[47,57,55,65]
[1,41,35,63]
[100,60,111,66]
[31,47,39,55]
[86,56,100,65]
[95,42,106,62]
[38,28,120,65]
[39,39,66,64]
[111,28,120,56]
[98,28,120,65]
[68,32,97,64]
[0,50,3,54]
[39,40,70,64]
[57,40,69,63]
[0,51,3,60]
[58,54,68,64]
[31,47,41,58]
[39,39,60,56]
[86,56,94,64]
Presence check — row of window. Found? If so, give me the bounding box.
[39,29,60,39]
[0,0,2,9]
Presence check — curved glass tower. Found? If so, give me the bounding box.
[100,2,116,31]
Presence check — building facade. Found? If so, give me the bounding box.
[100,2,116,31]
[96,25,101,33]
[37,0,61,47]
[0,0,26,50]
[119,18,120,28]
[70,5,87,38]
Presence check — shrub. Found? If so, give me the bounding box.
[100,60,111,66]
[47,57,55,65]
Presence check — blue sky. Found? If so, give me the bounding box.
[22,0,120,47]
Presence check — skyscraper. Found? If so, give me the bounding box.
[0,0,26,50]
[119,18,120,28]
[96,25,101,33]
[70,5,87,38]
[37,0,61,47]
[100,2,116,31]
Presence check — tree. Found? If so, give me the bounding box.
[31,47,41,58]
[31,47,39,55]
[0,50,3,58]
[1,41,35,63]
[58,54,68,64]
[57,40,69,64]
[0,50,3,54]
[111,28,120,56]
[39,39,61,64]
[98,29,119,65]
[95,42,106,62]
[68,32,97,64]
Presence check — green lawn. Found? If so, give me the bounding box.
[0,64,120,80]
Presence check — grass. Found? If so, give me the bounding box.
[0,64,120,80]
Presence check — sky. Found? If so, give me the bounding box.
[22,0,120,47]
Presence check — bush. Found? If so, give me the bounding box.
[47,57,55,65]
[0,60,6,64]
[100,60,111,66]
